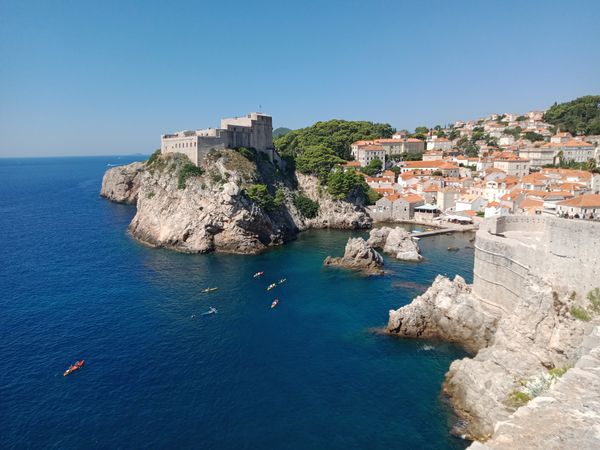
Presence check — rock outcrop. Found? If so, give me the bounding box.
[100,162,144,204]
[368,226,422,261]
[324,237,384,275]
[387,216,600,445]
[387,275,496,352]
[101,151,371,254]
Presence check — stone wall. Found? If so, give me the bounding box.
[473,216,600,312]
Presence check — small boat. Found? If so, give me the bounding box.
[447,247,460,251]
[267,283,277,291]
[202,307,218,316]
[64,360,85,377]
[412,237,421,241]
[202,287,218,293]
[278,278,286,284]
[253,271,264,278]
[271,299,279,309]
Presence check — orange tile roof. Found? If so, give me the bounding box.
[558,194,600,208]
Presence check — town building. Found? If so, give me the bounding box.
[556,194,600,220]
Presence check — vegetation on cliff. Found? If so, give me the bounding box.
[544,95,600,135]
[273,127,292,138]
[292,194,319,218]
[274,119,394,160]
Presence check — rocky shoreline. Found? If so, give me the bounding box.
[100,151,371,254]
[387,216,600,447]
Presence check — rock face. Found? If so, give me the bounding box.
[100,162,144,204]
[387,275,496,352]
[387,216,600,445]
[100,151,372,254]
[368,226,422,261]
[470,326,600,450]
[324,237,384,275]
[292,173,372,230]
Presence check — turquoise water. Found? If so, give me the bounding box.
[0,157,473,449]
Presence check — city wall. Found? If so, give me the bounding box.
[473,216,600,313]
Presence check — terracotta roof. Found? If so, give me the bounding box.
[520,198,543,209]
[341,161,361,167]
[402,194,425,204]
[558,194,600,208]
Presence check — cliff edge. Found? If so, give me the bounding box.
[101,150,371,254]
[387,216,600,446]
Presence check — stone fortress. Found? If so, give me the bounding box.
[160,112,281,166]
[474,215,600,307]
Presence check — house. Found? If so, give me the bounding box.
[371,194,425,221]
[426,137,453,151]
[556,194,600,220]
[517,198,544,216]
[492,154,530,177]
[484,201,510,218]
[436,187,460,212]
[400,160,459,177]
[455,194,486,213]
[356,145,387,167]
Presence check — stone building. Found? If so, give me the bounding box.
[160,112,277,166]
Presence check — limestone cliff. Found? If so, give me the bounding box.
[323,237,384,275]
[367,227,422,262]
[387,216,600,445]
[100,162,144,204]
[101,150,371,254]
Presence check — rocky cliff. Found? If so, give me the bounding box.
[387,216,600,446]
[101,150,371,254]
[324,237,384,275]
[367,226,422,262]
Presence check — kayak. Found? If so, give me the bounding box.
[271,299,279,309]
[267,283,276,291]
[253,272,264,278]
[202,307,218,316]
[202,287,218,293]
[64,360,85,377]
[278,278,286,284]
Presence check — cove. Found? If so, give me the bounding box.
[0,156,473,449]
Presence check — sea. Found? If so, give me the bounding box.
[0,156,474,449]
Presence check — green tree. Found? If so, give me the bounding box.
[274,119,394,160]
[523,131,544,142]
[361,157,383,176]
[414,126,429,134]
[245,184,276,211]
[273,127,292,139]
[326,170,368,201]
[295,145,345,180]
[544,95,600,135]
[292,194,319,218]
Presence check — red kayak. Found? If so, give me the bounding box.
[64,360,85,377]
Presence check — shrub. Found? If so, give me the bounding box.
[178,162,204,189]
[245,184,275,211]
[570,306,591,321]
[273,187,286,208]
[295,145,345,180]
[548,365,570,378]
[508,390,531,407]
[366,188,381,205]
[235,146,256,161]
[147,191,155,199]
[146,149,161,166]
[587,288,600,314]
[293,194,319,218]
[210,173,223,184]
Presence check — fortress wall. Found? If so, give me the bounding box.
[473,216,600,311]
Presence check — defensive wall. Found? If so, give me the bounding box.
[473,215,600,313]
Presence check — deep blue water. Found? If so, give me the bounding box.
[0,156,474,449]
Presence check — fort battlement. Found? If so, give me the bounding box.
[160,112,282,167]
[473,215,600,312]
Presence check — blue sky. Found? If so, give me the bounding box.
[0,0,599,157]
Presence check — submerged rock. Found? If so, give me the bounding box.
[368,226,422,262]
[324,237,384,275]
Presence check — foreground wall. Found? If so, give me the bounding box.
[473,216,600,313]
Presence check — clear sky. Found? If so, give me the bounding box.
[1,0,599,157]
